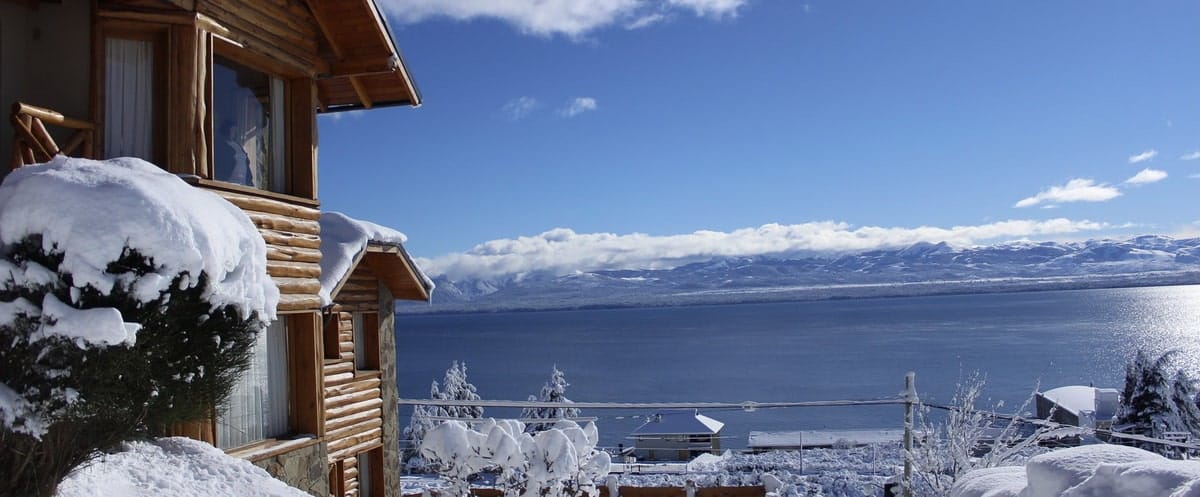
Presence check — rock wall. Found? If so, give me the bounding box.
[253,441,330,497]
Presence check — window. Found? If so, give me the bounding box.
[104,37,155,159]
[211,54,286,192]
[357,448,384,497]
[217,319,290,449]
[353,312,380,371]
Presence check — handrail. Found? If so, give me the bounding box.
[9,101,96,169]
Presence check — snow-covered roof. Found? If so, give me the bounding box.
[0,156,277,321]
[317,211,434,306]
[56,437,310,497]
[631,410,724,436]
[1040,386,1101,416]
[748,429,904,448]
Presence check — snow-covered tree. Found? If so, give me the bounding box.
[0,157,276,497]
[522,366,581,433]
[403,361,484,468]
[1116,350,1200,453]
[420,418,610,497]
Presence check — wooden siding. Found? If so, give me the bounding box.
[324,310,384,496]
[338,264,381,313]
[195,0,326,76]
[201,187,323,311]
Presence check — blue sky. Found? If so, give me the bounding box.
[316,1,1200,279]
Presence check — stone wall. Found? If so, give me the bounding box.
[380,285,400,497]
[253,441,330,497]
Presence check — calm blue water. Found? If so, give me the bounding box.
[395,285,1200,449]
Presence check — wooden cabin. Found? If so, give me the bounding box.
[2,0,427,495]
[318,212,433,497]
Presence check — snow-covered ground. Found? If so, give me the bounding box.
[404,444,905,497]
[55,437,308,497]
[951,444,1200,497]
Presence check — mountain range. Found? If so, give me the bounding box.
[399,235,1200,313]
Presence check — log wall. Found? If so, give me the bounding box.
[325,306,384,496]
[203,187,323,311]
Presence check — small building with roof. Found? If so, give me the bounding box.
[630,409,724,461]
[1036,385,1121,435]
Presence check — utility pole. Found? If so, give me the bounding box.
[902,372,917,497]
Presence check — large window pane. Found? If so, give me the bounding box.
[217,319,289,449]
[212,55,286,192]
[104,37,154,160]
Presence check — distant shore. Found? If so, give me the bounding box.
[397,270,1200,315]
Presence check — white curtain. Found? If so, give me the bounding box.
[353,313,368,370]
[358,451,374,497]
[218,320,290,449]
[104,38,154,160]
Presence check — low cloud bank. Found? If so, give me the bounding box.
[418,219,1113,280]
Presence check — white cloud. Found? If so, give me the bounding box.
[1124,168,1168,185]
[625,12,667,29]
[1129,149,1158,164]
[1189,173,1200,179]
[1014,179,1122,208]
[502,96,539,120]
[559,97,598,117]
[667,0,745,17]
[378,0,746,38]
[418,219,1113,280]
[1180,151,1200,161]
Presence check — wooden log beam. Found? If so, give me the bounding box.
[326,417,383,444]
[260,229,322,250]
[325,56,397,78]
[246,212,321,235]
[218,190,321,220]
[268,261,322,280]
[326,387,381,411]
[266,245,323,264]
[328,438,384,462]
[326,397,383,421]
[327,426,383,453]
[277,293,321,311]
[349,76,373,109]
[323,361,354,376]
[325,405,380,432]
[12,102,94,130]
[272,275,321,294]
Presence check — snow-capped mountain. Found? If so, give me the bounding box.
[402,236,1200,313]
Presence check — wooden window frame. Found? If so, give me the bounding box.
[216,311,325,452]
[209,38,316,199]
[92,20,169,165]
[353,312,381,373]
[358,447,385,497]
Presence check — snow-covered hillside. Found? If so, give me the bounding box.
[405,236,1200,312]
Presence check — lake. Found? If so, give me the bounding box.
[394,285,1200,450]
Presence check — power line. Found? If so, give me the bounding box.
[397,398,906,410]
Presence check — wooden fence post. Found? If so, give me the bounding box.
[902,372,917,497]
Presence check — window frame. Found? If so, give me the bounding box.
[93,20,169,165]
[352,312,381,372]
[208,38,316,199]
[216,318,291,449]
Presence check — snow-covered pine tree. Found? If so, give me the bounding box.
[1116,349,1200,453]
[441,361,484,420]
[402,362,484,469]
[521,366,581,433]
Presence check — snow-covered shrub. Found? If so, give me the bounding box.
[420,418,611,497]
[912,373,1077,497]
[404,361,485,469]
[522,366,581,433]
[1116,349,1200,454]
[0,157,277,497]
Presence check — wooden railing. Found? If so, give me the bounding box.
[9,102,95,169]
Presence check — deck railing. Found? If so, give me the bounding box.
[9,102,95,169]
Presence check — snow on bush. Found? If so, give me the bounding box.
[948,466,1026,497]
[0,156,277,319]
[522,366,581,433]
[1018,444,1164,497]
[405,361,484,469]
[1117,349,1200,454]
[420,418,611,497]
[55,437,308,497]
[0,156,277,497]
